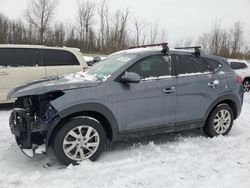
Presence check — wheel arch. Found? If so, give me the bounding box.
[204,94,241,124]
[46,103,119,147]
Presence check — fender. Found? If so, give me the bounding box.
[46,103,119,147]
[203,93,242,123]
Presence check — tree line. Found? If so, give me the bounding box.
[0,0,249,59]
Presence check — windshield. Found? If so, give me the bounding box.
[85,53,138,81]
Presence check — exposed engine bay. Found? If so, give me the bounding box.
[9,91,63,155]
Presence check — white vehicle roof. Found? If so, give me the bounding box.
[0,44,81,53]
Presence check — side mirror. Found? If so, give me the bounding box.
[121,72,141,83]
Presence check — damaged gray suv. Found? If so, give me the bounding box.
[8,44,244,165]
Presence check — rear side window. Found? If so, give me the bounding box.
[0,48,40,67]
[203,57,221,72]
[128,55,171,79]
[172,54,209,75]
[43,49,80,66]
[230,62,248,70]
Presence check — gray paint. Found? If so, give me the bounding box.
[7,75,102,99]
[8,50,243,142]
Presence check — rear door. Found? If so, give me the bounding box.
[0,48,46,102]
[117,54,177,132]
[42,49,83,77]
[172,54,221,124]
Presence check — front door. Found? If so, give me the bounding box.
[117,54,177,132]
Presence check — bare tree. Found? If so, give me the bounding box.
[0,14,9,44]
[159,29,168,43]
[198,33,209,53]
[76,0,96,50]
[98,0,109,51]
[219,29,230,57]
[230,21,244,58]
[53,23,65,46]
[109,9,130,51]
[25,0,58,44]
[149,23,159,44]
[8,20,26,44]
[133,16,147,46]
[209,21,222,55]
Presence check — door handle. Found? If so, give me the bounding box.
[0,71,9,76]
[208,80,219,88]
[162,87,175,94]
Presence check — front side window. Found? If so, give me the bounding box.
[0,48,40,67]
[43,49,79,66]
[128,55,171,79]
[172,54,209,75]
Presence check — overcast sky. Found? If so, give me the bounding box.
[0,0,250,44]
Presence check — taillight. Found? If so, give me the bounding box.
[236,75,243,85]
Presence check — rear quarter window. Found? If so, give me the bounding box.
[43,49,80,66]
[203,57,221,72]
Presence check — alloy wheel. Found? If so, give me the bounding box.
[213,109,232,134]
[63,125,100,161]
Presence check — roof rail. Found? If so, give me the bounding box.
[129,43,169,54]
[174,46,201,57]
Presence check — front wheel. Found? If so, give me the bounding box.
[53,117,106,165]
[203,104,234,137]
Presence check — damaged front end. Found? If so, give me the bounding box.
[9,92,63,157]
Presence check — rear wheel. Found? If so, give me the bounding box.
[203,104,234,137]
[243,79,250,92]
[53,117,106,165]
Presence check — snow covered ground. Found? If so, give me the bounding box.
[0,95,250,188]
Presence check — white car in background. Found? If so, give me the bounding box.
[0,45,88,103]
[228,59,250,92]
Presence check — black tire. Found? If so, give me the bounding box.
[243,79,250,92]
[203,104,234,137]
[53,117,106,165]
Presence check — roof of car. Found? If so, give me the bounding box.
[0,44,80,53]
[111,47,201,56]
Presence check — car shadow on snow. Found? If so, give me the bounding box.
[95,128,207,163]
[3,128,206,170]
[110,128,203,151]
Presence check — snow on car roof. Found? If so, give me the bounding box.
[111,47,196,56]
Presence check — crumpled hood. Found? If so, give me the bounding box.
[7,73,102,99]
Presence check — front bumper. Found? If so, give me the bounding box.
[9,108,48,154]
[10,108,33,149]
